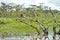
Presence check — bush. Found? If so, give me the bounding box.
[0,18,14,24]
[0,21,5,24]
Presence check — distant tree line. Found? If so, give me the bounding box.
[0,2,59,18]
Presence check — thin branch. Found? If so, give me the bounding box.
[20,21,40,35]
[49,7,60,26]
[33,9,46,30]
[20,9,46,30]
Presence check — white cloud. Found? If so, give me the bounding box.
[0,0,48,5]
[0,0,60,10]
[47,0,60,10]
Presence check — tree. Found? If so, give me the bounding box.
[17,6,60,40]
[16,5,50,40]
[0,2,60,40]
[49,7,60,40]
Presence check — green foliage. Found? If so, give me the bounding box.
[0,18,14,24]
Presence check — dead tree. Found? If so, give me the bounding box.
[49,7,57,40]
[56,29,60,40]
[53,27,56,40]
[20,21,41,40]
[33,9,49,40]
[18,7,50,40]
[35,19,49,40]
[49,7,60,26]
[49,7,60,40]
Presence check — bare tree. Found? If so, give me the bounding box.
[18,5,49,40]
[49,7,60,40]
[16,5,60,40]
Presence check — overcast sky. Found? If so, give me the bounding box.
[0,0,60,10]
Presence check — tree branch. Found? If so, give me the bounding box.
[49,7,60,26]
[33,10,46,30]
[20,21,40,35]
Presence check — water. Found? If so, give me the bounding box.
[0,34,60,40]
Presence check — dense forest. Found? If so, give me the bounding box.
[0,2,60,40]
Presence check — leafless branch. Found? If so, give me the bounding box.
[33,10,46,30]
[20,21,40,35]
[49,7,60,26]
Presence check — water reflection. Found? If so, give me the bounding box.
[0,34,60,40]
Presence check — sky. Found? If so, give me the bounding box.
[0,0,60,10]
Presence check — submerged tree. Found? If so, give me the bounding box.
[0,2,60,40]
[16,5,51,40]
[18,6,60,40]
[49,7,60,40]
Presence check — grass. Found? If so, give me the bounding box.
[0,18,36,33]
[0,13,60,35]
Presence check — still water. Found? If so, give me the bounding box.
[0,34,59,40]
